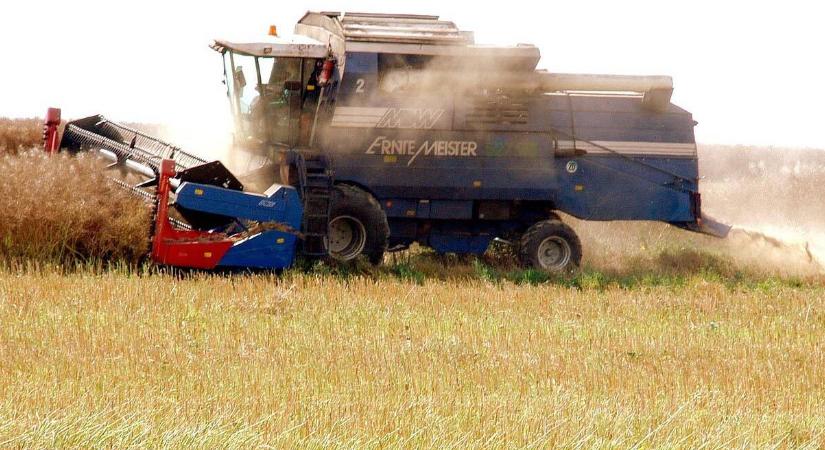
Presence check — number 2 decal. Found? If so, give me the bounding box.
[355,78,366,93]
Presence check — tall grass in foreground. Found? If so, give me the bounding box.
[0,268,823,448]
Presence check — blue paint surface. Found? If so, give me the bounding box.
[175,182,303,269]
[314,58,703,253]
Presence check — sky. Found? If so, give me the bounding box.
[1,0,823,149]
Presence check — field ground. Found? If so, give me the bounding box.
[2,118,825,447]
[0,260,824,448]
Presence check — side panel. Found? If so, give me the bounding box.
[218,231,299,269]
[322,135,697,223]
[552,156,697,221]
[322,128,556,200]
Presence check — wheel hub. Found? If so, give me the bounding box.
[537,236,572,270]
[327,215,367,261]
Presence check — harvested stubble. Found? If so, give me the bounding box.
[0,269,823,447]
[0,152,151,264]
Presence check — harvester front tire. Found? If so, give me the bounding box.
[328,185,389,265]
[519,220,582,272]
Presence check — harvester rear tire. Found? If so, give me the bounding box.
[328,184,389,265]
[519,220,582,273]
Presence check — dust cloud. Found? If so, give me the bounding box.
[700,145,825,274]
[573,144,825,277]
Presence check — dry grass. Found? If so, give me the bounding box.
[0,268,823,448]
[0,117,154,264]
[0,152,150,264]
[0,116,169,156]
[0,117,42,155]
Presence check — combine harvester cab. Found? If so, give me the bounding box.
[208,11,729,271]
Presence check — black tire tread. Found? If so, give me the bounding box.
[518,219,582,272]
[330,184,389,265]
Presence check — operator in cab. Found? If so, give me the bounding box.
[249,59,300,140]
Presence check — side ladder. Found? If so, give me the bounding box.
[295,153,333,257]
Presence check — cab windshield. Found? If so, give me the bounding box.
[224,53,306,147]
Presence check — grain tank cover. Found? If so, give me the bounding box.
[303,11,473,45]
[295,11,542,69]
[293,12,672,107]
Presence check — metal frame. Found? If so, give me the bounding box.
[211,35,328,59]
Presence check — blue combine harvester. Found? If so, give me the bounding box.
[49,11,729,272]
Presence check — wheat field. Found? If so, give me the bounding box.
[1,117,825,448]
[0,268,823,448]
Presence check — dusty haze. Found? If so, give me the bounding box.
[571,145,825,276]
